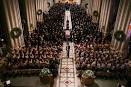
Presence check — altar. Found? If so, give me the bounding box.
[60,0,81,5]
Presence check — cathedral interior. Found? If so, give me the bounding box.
[0,0,131,87]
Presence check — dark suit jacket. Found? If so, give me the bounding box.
[66,45,70,51]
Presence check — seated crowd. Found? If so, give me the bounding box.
[66,3,102,43]
[2,3,105,78]
[8,46,61,69]
[75,43,129,78]
[4,42,62,77]
[45,2,101,43]
[1,3,130,81]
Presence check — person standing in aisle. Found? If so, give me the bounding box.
[66,42,70,58]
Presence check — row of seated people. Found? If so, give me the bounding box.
[8,45,62,69]
[4,39,62,77]
[24,30,63,47]
[72,30,102,44]
[75,42,129,78]
[5,56,59,77]
[3,56,59,77]
[11,45,62,57]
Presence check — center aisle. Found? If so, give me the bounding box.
[56,42,80,87]
[63,10,72,30]
[56,10,81,87]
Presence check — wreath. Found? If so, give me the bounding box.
[37,9,42,15]
[10,28,22,38]
[114,31,125,42]
[93,10,99,17]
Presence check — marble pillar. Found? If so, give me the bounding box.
[54,0,59,3]
[75,0,81,5]
[35,0,52,22]
[81,0,93,15]
[99,0,112,36]
[81,0,101,22]
[111,0,131,53]
[92,0,101,23]
[48,0,54,7]
[3,0,25,49]
[25,0,36,32]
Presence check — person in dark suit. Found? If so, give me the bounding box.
[66,44,70,58]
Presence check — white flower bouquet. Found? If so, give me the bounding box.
[39,68,52,77]
[82,70,95,78]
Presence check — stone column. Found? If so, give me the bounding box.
[92,0,102,23]
[35,0,50,22]
[48,0,54,7]
[25,0,36,32]
[75,0,81,5]
[81,0,101,21]
[54,0,59,3]
[43,0,50,13]
[3,0,25,49]
[81,0,93,15]
[111,0,131,53]
[92,0,101,12]
[99,0,112,36]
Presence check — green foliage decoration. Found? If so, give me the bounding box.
[39,68,52,77]
[10,28,22,38]
[93,10,99,17]
[114,31,126,42]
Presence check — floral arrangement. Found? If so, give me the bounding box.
[82,70,95,78]
[39,68,52,77]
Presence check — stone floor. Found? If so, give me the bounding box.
[94,79,118,87]
[56,42,77,87]
[9,76,118,87]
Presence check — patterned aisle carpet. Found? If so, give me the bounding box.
[56,42,80,87]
